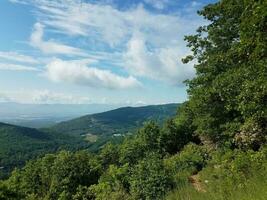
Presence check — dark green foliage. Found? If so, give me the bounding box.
[3,151,100,200]
[72,186,94,200]
[0,123,88,179]
[91,164,130,200]
[159,118,193,154]
[137,121,161,151]
[0,118,191,200]
[165,143,207,176]
[118,121,160,165]
[118,136,146,165]
[0,104,180,180]
[1,0,266,199]
[0,182,20,200]
[129,153,173,200]
[183,0,267,146]
[51,104,179,136]
[99,142,120,170]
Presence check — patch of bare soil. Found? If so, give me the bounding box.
[189,174,206,192]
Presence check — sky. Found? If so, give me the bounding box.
[0,0,215,105]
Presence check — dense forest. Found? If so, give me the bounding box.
[0,122,89,179]
[0,0,266,199]
[0,104,178,179]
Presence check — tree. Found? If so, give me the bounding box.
[157,101,201,155]
[119,121,161,165]
[183,0,267,147]
[0,181,20,200]
[99,142,120,170]
[129,153,173,200]
[91,164,130,200]
[3,151,101,200]
[137,121,161,151]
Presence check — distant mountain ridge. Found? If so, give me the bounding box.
[0,103,121,128]
[51,103,180,136]
[0,103,180,178]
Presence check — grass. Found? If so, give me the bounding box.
[166,174,267,200]
[83,133,98,143]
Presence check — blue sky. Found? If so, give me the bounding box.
[0,0,215,105]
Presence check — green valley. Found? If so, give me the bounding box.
[0,122,88,179]
[0,103,179,178]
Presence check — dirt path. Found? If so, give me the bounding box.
[189,174,206,192]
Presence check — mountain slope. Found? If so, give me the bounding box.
[0,103,119,128]
[51,103,180,136]
[0,122,87,179]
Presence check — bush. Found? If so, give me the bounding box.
[164,143,208,187]
[129,153,173,200]
[91,164,130,200]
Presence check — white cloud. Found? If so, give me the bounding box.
[124,33,195,84]
[33,2,198,46]
[30,22,86,56]
[144,0,169,10]
[11,0,202,85]
[44,59,141,89]
[32,1,200,84]
[0,51,39,64]
[0,89,92,104]
[31,90,91,104]
[8,0,28,4]
[0,63,39,71]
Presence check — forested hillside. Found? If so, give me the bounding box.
[0,104,179,179]
[0,0,266,200]
[51,104,179,136]
[0,123,88,179]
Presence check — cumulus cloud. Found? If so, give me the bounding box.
[44,59,141,89]
[124,34,195,84]
[30,23,86,56]
[0,51,39,64]
[11,0,202,85]
[0,63,39,71]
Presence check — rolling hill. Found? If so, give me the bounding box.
[0,103,180,178]
[0,122,88,179]
[0,102,119,128]
[51,103,180,136]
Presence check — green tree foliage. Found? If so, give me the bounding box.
[119,136,146,165]
[99,142,120,170]
[165,143,207,175]
[129,153,173,200]
[92,164,130,200]
[119,121,161,165]
[182,0,267,146]
[0,122,88,179]
[137,121,161,151]
[159,118,193,154]
[0,182,20,200]
[1,1,266,200]
[3,151,101,200]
